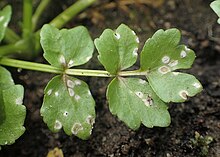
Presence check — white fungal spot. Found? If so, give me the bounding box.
[47,89,52,95]
[132,30,136,35]
[114,33,120,39]
[0,16,4,22]
[59,55,66,65]
[15,98,22,105]
[68,60,74,67]
[136,37,140,43]
[158,66,170,74]
[88,90,92,95]
[86,56,91,61]
[74,80,81,85]
[133,47,138,56]
[168,60,178,67]
[173,72,180,76]
[86,115,95,125]
[55,91,59,96]
[179,90,189,100]
[71,123,83,135]
[193,82,201,88]
[162,56,170,64]
[68,88,74,97]
[135,91,144,98]
[67,79,74,88]
[3,23,7,27]
[180,50,187,58]
[142,95,153,107]
[54,120,62,130]
[185,46,190,51]
[63,111,68,117]
[75,95,81,101]
[139,79,146,84]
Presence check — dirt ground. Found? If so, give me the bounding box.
[0,0,220,156]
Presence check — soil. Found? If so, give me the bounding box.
[0,0,220,156]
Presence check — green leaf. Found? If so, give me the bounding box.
[0,66,14,88]
[107,77,170,130]
[0,5,12,42]
[95,24,139,74]
[41,75,96,140]
[0,85,26,146]
[140,29,195,72]
[40,24,94,68]
[140,29,202,102]
[147,71,203,103]
[210,0,220,24]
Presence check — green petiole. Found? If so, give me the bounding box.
[0,57,148,77]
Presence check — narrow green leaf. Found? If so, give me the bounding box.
[140,29,195,72]
[95,24,139,74]
[147,71,203,103]
[0,85,26,146]
[40,24,94,68]
[210,0,220,24]
[107,77,170,130]
[41,75,96,140]
[0,5,12,42]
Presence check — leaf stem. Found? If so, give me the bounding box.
[4,28,21,44]
[48,0,97,29]
[65,69,113,77]
[32,0,51,31]
[0,44,25,56]
[0,58,148,77]
[22,0,33,38]
[118,70,148,76]
[0,57,62,74]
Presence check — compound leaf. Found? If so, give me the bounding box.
[0,5,11,42]
[147,71,203,102]
[210,0,220,24]
[107,77,170,130]
[140,29,202,102]
[95,24,139,74]
[40,24,94,68]
[0,85,26,146]
[41,75,95,140]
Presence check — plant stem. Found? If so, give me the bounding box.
[0,57,62,74]
[22,0,33,38]
[4,28,21,44]
[49,0,97,29]
[33,0,97,53]
[32,0,51,31]
[0,44,25,56]
[65,69,113,77]
[0,58,148,77]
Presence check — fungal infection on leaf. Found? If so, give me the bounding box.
[55,91,59,97]
[114,33,120,39]
[162,56,170,64]
[54,120,62,130]
[158,66,170,74]
[71,123,83,135]
[47,89,52,96]
[86,115,95,125]
[68,88,74,97]
[179,90,189,100]
[168,60,178,67]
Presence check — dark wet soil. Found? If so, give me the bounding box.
[0,0,220,156]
